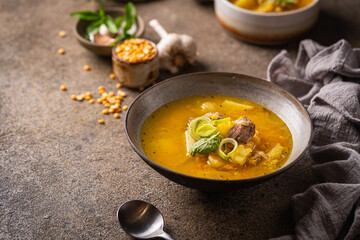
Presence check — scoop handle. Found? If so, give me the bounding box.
[149,19,168,39]
[159,231,175,240]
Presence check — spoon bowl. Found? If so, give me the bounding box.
[117,200,175,240]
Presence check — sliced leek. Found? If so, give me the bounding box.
[189,116,212,140]
[196,124,217,138]
[212,117,231,125]
[218,138,238,160]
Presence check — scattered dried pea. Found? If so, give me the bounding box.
[98,119,105,124]
[109,73,116,79]
[58,48,65,55]
[116,83,122,88]
[76,95,84,101]
[60,85,67,91]
[122,105,128,111]
[69,84,128,124]
[58,31,66,37]
[83,65,91,71]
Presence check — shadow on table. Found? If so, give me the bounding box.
[308,10,360,46]
[171,152,316,240]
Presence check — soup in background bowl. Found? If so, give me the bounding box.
[125,72,312,192]
[215,0,320,45]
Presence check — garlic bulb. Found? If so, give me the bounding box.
[149,19,198,74]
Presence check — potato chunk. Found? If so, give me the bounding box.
[231,145,252,165]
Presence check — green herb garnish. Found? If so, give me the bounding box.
[110,2,137,46]
[190,132,220,157]
[70,2,137,44]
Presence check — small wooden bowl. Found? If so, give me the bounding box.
[74,8,145,56]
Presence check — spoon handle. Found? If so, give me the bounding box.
[159,231,175,240]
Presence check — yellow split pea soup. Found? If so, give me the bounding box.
[140,95,292,180]
[230,0,314,13]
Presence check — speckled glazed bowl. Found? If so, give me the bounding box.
[215,0,319,45]
[125,72,312,192]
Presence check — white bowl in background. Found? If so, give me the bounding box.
[215,0,320,45]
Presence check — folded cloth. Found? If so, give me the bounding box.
[267,39,360,240]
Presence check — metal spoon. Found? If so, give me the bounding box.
[117,200,175,240]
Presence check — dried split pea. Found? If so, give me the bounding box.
[89,99,95,104]
[58,48,65,55]
[60,85,67,91]
[102,109,109,115]
[109,73,116,79]
[116,83,122,88]
[58,31,66,37]
[83,65,91,71]
[71,94,76,100]
[122,105,128,111]
[114,113,120,118]
[98,119,105,124]
[114,38,156,63]
[76,95,84,101]
[117,90,126,97]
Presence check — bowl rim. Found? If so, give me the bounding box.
[112,38,159,65]
[73,7,145,48]
[124,72,313,185]
[220,0,319,17]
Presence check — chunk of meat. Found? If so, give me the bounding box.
[226,116,255,143]
[204,112,223,120]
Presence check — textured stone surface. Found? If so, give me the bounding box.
[0,0,359,239]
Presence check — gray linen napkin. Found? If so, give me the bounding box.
[267,39,360,240]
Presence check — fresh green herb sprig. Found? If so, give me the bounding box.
[70,2,137,44]
[110,2,137,46]
[190,132,221,157]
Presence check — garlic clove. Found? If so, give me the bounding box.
[149,19,198,73]
[99,24,109,35]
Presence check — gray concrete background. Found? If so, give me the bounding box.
[1,0,359,239]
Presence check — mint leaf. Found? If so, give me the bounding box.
[70,11,100,21]
[190,132,220,157]
[86,19,103,35]
[104,15,118,34]
[99,4,105,19]
[123,2,137,33]
[115,16,124,29]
